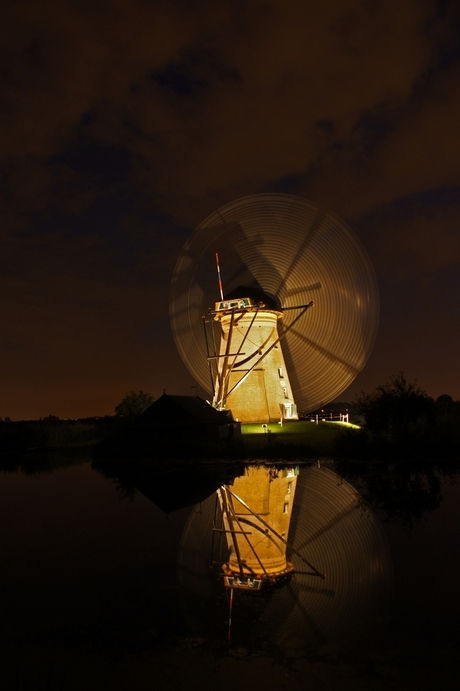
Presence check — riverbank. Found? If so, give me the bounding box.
[0,417,343,460]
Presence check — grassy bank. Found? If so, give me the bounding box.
[0,418,114,456]
[241,420,356,456]
[0,417,352,462]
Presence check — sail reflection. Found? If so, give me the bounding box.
[177,463,392,649]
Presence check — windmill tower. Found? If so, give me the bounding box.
[210,284,312,422]
[170,193,379,424]
[216,465,325,589]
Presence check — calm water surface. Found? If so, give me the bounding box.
[0,463,191,650]
[0,459,459,689]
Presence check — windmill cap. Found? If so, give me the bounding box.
[224,285,280,311]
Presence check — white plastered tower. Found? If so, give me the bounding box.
[212,297,298,423]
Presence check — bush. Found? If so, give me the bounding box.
[355,372,435,437]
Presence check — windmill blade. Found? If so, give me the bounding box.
[272,206,329,297]
[256,466,393,648]
[282,281,323,301]
[170,193,379,412]
[177,466,393,649]
[284,325,361,376]
[293,581,337,598]
[294,502,361,551]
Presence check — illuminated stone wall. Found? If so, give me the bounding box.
[222,466,298,576]
[216,309,297,423]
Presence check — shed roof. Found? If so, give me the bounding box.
[137,393,233,424]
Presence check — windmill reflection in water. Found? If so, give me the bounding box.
[178,461,392,648]
[213,466,325,593]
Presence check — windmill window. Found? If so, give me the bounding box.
[287,482,292,494]
[283,503,289,514]
[278,367,283,378]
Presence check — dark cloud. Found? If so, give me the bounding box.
[1,0,459,417]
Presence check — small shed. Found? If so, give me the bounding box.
[137,393,240,441]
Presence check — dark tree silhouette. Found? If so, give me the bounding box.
[332,375,460,525]
[355,372,435,437]
[115,390,154,419]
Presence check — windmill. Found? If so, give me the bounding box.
[170,193,378,423]
[171,194,389,639]
[177,465,393,648]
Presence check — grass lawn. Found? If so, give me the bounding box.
[240,420,358,456]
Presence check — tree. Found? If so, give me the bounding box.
[332,376,460,525]
[355,372,435,437]
[115,391,154,419]
[435,394,456,414]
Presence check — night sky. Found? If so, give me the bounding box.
[1,0,459,420]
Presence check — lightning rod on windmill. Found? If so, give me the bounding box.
[215,252,224,301]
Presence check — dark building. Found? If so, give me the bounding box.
[137,393,240,441]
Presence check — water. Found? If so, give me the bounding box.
[1,458,459,689]
[0,463,190,657]
[385,478,460,640]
